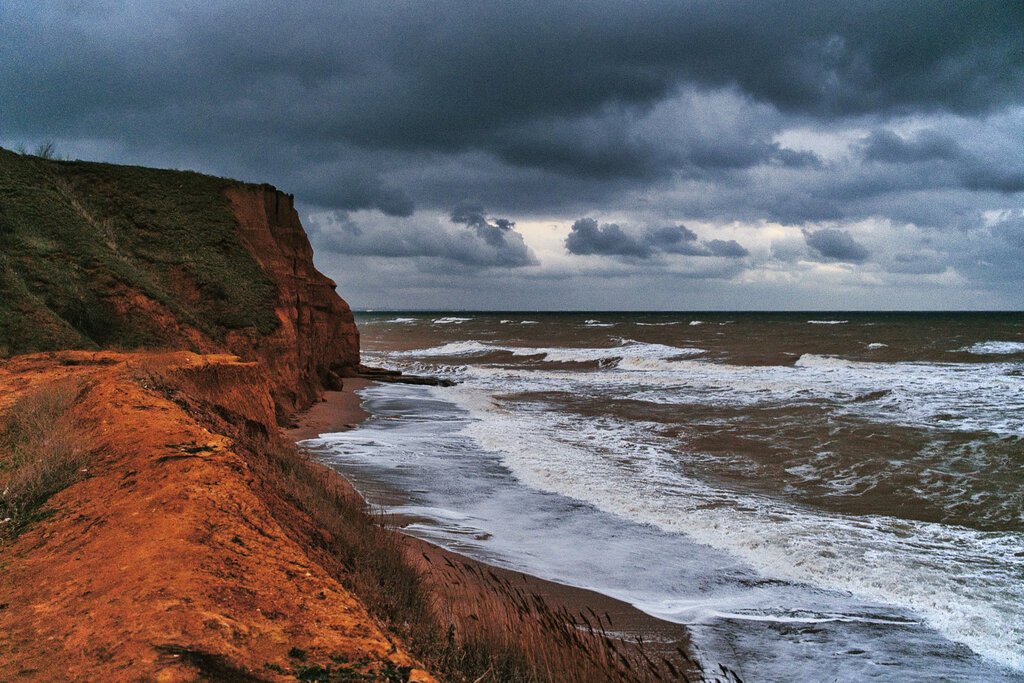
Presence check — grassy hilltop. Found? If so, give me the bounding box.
[0,147,278,355]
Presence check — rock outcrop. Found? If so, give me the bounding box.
[224,185,359,420]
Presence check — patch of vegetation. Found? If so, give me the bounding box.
[248,438,431,637]
[0,380,93,538]
[0,146,279,354]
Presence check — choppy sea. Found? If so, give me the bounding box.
[303,312,1024,681]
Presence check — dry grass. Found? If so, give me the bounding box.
[418,554,738,683]
[0,379,93,538]
[246,437,431,636]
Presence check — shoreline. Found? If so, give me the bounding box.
[286,380,697,669]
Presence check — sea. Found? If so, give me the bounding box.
[302,312,1024,681]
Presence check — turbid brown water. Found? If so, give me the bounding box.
[304,311,1024,682]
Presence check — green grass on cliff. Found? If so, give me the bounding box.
[0,147,279,355]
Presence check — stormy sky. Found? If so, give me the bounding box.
[3,1,1022,310]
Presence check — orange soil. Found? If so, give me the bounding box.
[0,351,433,682]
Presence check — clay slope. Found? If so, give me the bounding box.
[0,351,430,682]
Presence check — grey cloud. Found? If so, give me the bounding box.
[565,219,653,258]
[306,173,415,217]
[857,128,1024,196]
[946,215,1024,284]
[771,235,809,262]
[311,208,538,268]
[450,202,520,248]
[958,166,1024,194]
[648,225,700,253]
[887,252,948,275]
[706,239,750,258]
[861,130,963,163]
[566,220,749,260]
[803,228,870,263]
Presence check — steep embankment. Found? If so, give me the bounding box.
[0,150,429,680]
[0,351,432,681]
[0,148,358,420]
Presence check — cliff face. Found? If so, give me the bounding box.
[224,185,359,418]
[0,148,359,420]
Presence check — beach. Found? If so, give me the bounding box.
[288,380,701,676]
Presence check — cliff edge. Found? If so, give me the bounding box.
[0,148,358,421]
[0,351,431,682]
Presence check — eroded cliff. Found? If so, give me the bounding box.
[0,148,359,421]
[224,185,359,418]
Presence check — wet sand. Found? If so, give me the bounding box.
[286,377,372,441]
[286,379,698,671]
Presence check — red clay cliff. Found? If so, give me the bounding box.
[223,185,359,420]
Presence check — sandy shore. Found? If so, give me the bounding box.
[286,379,696,669]
[286,377,373,441]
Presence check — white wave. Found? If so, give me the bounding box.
[867,343,888,349]
[394,339,707,366]
[583,320,616,327]
[521,340,703,364]
[451,391,1024,672]
[794,353,862,369]
[384,317,418,323]
[808,320,848,325]
[386,344,1024,437]
[615,349,707,370]
[636,321,680,326]
[395,341,494,357]
[433,316,472,324]
[689,320,705,326]
[520,320,538,325]
[446,353,1024,437]
[959,341,1024,355]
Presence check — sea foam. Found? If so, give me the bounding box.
[959,341,1024,355]
[449,385,1024,673]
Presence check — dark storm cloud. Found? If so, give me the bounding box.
[565,219,653,258]
[449,202,520,249]
[2,1,1023,306]
[310,207,538,268]
[860,130,963,163]
[4,2,1022,170]
[566,220,748,260]
[803,228,870,263]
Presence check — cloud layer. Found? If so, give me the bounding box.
[2,0,1022,308]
